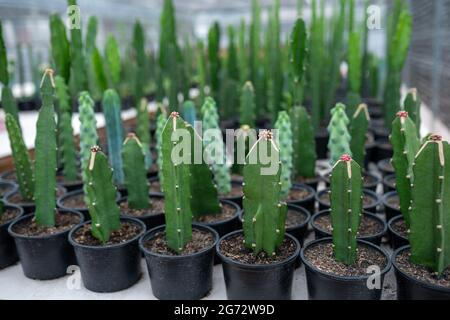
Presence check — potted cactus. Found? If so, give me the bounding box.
[392,135,450,299]
[217,130,300,300]
[8,69,83,280]
[0,199,23,269]
[301,155,391,300]
[139,112,219,300]
[68,146,146,292]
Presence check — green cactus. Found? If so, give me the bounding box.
[133,20,146,104]
[136,98,152,170]
[243,130,286,255]
[68,0,87,93]
[291,106,316,179]
[102,89,124,185]
[1,87,20,131]
[156,106,167,189]
[181,100,197,126]
[122,134,150,210]
[249,0,261,87]
[349,104,370,167]
[196,40,207,104]
[274,111,293,198]
[0,21,8,85]
[49,14,70,84]
[201,97,231,195]
[85,16,97,56]
[104,34,121,89]
[0,199,3,218]
[161,112,192,253]
[390,111,420,228]
[159,0,178,74]
[409,135,450,275]
[239,81,256,128]
[85,146,121,243]
[289,18,307,107]
[238,19,248,85]
[330,154,363,265]
[403,88,421,136]
[347,31,362,118]
[5,114,34,202]
[328,103,352,165]
[208,22,221,101]
[34,69,57,227]
[91,47,108,93]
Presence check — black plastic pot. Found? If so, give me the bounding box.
[392,246,450,300]
[217,230,300,300]
[0,170,15,181]
[316,188,380,214]
[315,128,329,160]
[365,137,377,168]
[69,217,146,293]
[0,180,18,198]
[140,224,218,300]
[219,180,244,208]
[311,210,387,246]
[287,183,316,214]
[118,193,165,230]
[377,158,395,177]
[8,210,83,280]
[388,216,409,250]
[5,186,67,214]
[372,126,390,142]
[57,175,83,192]
[322,170,381,192]
[195,200,241,238]
[382,191,401,222]
[383,174,396,193]
[0,204,24,269]
[293,175,321,192]
[301,238,391,300]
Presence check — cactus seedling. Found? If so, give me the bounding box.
[243,130,286,256]
[85,146,121,243]
[291,106,316,179]
[274,111,293,198]
[240,81,256,128]
[409,135,450,275]
[349,104,370,167]
[330,155,363,265]
[403,88,421,137]
[328,103,352,165]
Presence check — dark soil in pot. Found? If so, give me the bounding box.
[377,158,394,177]
[5,186,67,214]
[388,216,408,249]
[140,224,218,300]
[301,238,391,300]
[322,171,380,192]
[8,210,83,280]
[217,230,300,300]
[118,194,165,230]
[317,188,380,214]
[311,210,386,246]
[219,180,244,207]
[69,217,146,293]
[0,204,24,269]
[56,175,83,192]
[285,184,315,213]
[0,180,18,197]
[374,141,393,162]
[58,189,120,219]
[393,246,450,300]
[194,200,241,238]
[383,174,396,193]
[292,174,321,191]
[315,128,329,160]
[382,191,401,222]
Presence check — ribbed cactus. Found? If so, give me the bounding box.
[122,134,150,210]
[274,111,293,198]
[347,31,362,118]
[403,88,421,136]
[390,111,420,228]
[201,97,231,195]
[104,34,121,89]
[181,100,197,126]
[291,106,316,179]
[0,21,8,85]
[68,0,87,93]
[156,107,167,189]
[85,16,97,56]
[238,19,248,85]
[49,14,70,83]
[239,81,255,128]
[328,103,352,165]
[132,20,146,104]
[349,104,370,167]
[161,112,192,253]
[5,114,34,202]
[289,18,307,107]
[91,47,108,93]
[102,89,124,185]
[85,146,121,243]
[243,130,286,255]
[136,98,152,170]
[34,69,57,227]
[1,87,20,131]
[330,155,363,265]
[409,135,450,275]
[207,22,221,101]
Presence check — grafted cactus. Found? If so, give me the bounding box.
[132,20,146,104]
[161,112,192,253]
[34,69,57,227]
[122,134,150,210]
[291,106,316,179]
[239,81,256,128]
[136,98,152,170]
[243,130,286,256]
[349,104,370,167]
[181,100,197,126]
[328,103,352,165]
[5,114,34,201]
[274,111,293,198]
[2,87,21,132]
[156,106,167,189]
[330,155,363,265]
[85,146,121,243]
[102,89,124,184]
[410,135,450,275]
[390,111,420,228]
[403,88,421,136]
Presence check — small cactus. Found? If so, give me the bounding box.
[49,14,70,83]
[239,81,256,128]
[0,21,9,85]
[291,106,316,179]
[328,103,352,165]
[2,87,21,132]
[104,34,121,89]
[274,111,293,198]
[330,154,363,265]
[181,100,197,126]
[288,18,307,106]
[68,0,87,93]
[155,105,167,189]
[136,98,152,170]
[349,104,370,167]
[403,88,421,136]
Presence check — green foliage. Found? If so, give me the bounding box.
[181,100,196,126]
[348,31,362,117]
[104,34,121,88]
[68,0,87,93]
[85,16,98,56]
[328,103,352,165]
[1,87,20,131]
[156,107,167,189]
[239,81,255,128]
[136,98,152,170]
[274,111,293,198]
[291,106,316,179]
[91,47,108,93]
[159,0,177,73]
[403,88,421,136]
[208,22,221,101]
[0,21,8,85]
[132,21,146,104]
[349,104,370,167]
[289,18,307,107]
[49,14,70,83]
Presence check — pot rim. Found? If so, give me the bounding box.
[69,216,146,250]
[0,203,24,227]
[194,199,242,227]
[382,190,400,211]
[315,188,380,209]
[0,179,18,196]
[216,230,301,270]
[377,158,394,173]
[387,215,408,241]
[288,183,316,203]
[382,174,396,188]
[118,193,165,219]
[139,223,219,259]
[8,209,84,240]
[392,245,450,293]
[301,238,392,281]
[219,180,244,200]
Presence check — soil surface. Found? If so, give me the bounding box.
[386,194,400,209]
[219,233,297,265]
[12,211,81,236]
[120,197,165,217]
[286,187,311,202]
[61,193,86,209]
[319,191,376,207]
[73,221,142,246]
[304,242,387,277]
[314,213,383,236]
[391,218,407,238]
[0,207,21,226]
[396,249,450,288]
[194,203,237,223]
[0,184,15,197]
[144,229,214,256]
[7,187,66,205]
[286,210,308,228]
[220,184,243,198]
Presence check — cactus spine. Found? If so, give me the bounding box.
[243,130,286,255]
[122,134,150,210]
[136,98,152,170]
[328,103,352,165]
[409,135,450,275]
[91,47,108,93]
[85,146,121,243]
[349,104,370,167]
[330,155,363,265]
[161,112,192,253]
[291,106,316,179]
[102,89,124,185]
[181,100,197,126]
[34,69,57,227]
[156,106,167,189]
[240,81,256,128]
[274,111,293,198]
[403,88,421,136]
